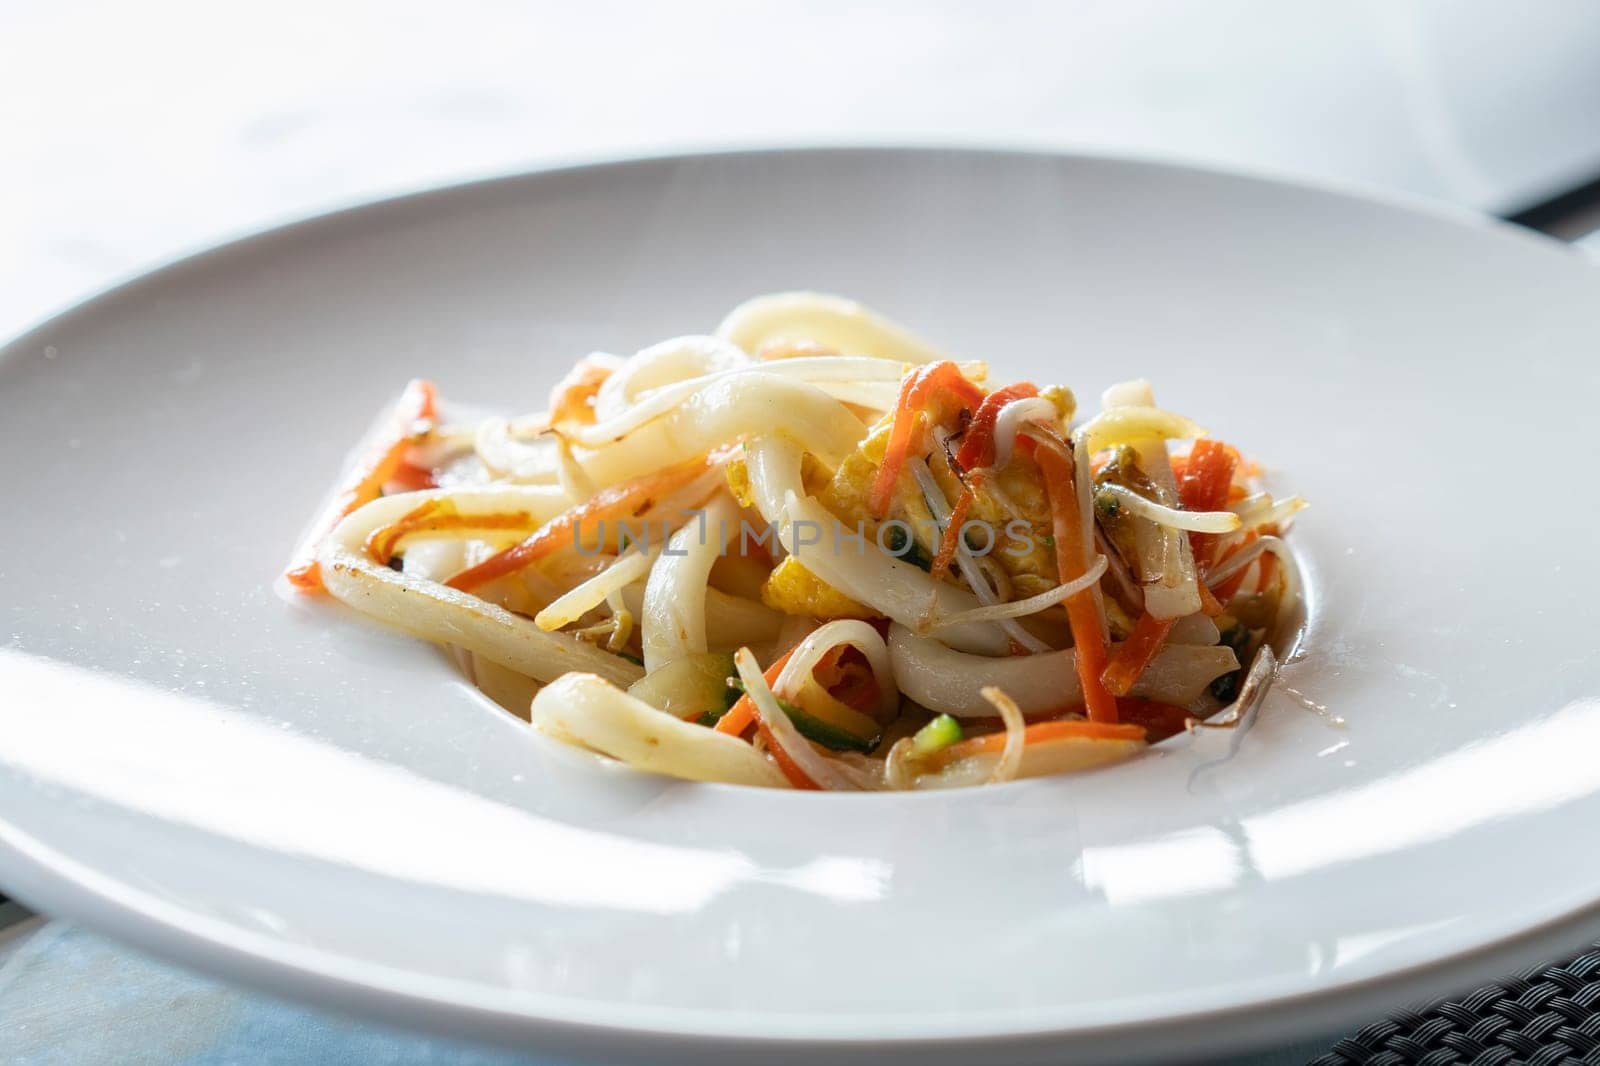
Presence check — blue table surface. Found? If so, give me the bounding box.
[0,916,1332,1065]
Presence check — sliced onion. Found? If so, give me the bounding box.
[715,291,951,364]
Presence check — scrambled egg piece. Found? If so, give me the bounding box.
[725,459,757,509]
[760,556,878,619]
[816,417,1060,597]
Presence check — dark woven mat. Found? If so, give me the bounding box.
[1309,943,1600,1066]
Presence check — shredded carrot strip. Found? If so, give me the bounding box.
[547,358,614,426]
[1179,439,1240,568]
[1034,439,1121,724]
[1101,610,1176,697]
[364,500,538,566]
[869,362,985,519]
[955,382,1038,470]
[285,379,438,593]
[930,487,974,578]
[447,453,718,592]
[1196,580,1224,617]
[757,720,821,789]
[933,717,1145,765]
[713,649,796,734]
[1255,546,1280,594]
[387,462,436,493]
[1115,697,1196,741]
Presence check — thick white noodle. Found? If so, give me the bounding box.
[401,540,470,583]
[641,495,741,671]
[616,584,785,649]
[474,418,560,483]
[318,494,641,688]
[716,291,949,363]
[531,673,788,788]
[772,619,898,717]
[569,356,910,449]
[573,374,866,487]
[591,336,751,422]
[1098,483,1242,534]
[887,624,1238,716]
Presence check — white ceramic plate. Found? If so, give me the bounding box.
[2,149,1598,1064]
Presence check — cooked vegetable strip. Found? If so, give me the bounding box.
[364,499,540,566]
[446,453,722,592]
[1095,483,1241,534]
[930,487,974,579]
[735,648,854,791]
[1034,437,1121,722]
[956,382,1038,470]
[1179,439,1240,567]
[1101,611,1176,697]
[302,292,1302,791]
[869,361,986,518]
[285,378,437,592]
[927,716,1145,770]
[716,648,796,737]
[1098,381,1201,620]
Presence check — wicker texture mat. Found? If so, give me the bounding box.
[1309,945,1600,1066]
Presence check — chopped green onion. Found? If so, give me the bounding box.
[911,713,963,755]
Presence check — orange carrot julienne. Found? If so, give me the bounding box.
[1101,610,1175,697]
[1034,438,1121,724]
[446,453,717,592]
[364,499,538,567]
[869,362,985,519]
[932,717,1145,765]
[1179,439,1239,569]
[547,358,615,426]
[930,486,974,579]
[955,382,1038,471]
[757,720,822,789]
[285,378,438,593]
[713,648,796,733]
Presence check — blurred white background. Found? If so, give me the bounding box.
[4,0,1599,340]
